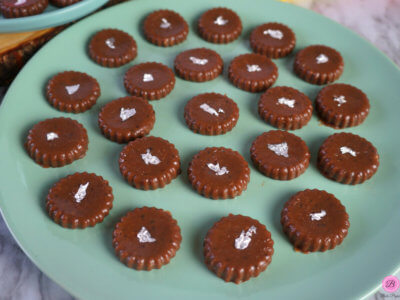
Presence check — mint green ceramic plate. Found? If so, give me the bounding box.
[1,0,399,299]
[0,0,108,33]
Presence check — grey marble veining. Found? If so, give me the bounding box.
[0,217,76,300]
[0,1,399,299]
[312,0,400,65]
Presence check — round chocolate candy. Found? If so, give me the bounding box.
[98,96,155,143]
[281,189,350,253]
[174,48,223,82]
[228,53,278,92]
[294,45,344,85]
[315,83,370,128]
[0,0,48,18]
[184,93,239,135]
[188,147,250,199]
[250,130,310,180]
[124,62,175,100]
[113,207,182,270]
[46,71,100,113]
[119,136,181,190]
[143,9,189,47]
[318,132,379,184]
[46,172,114,228]
[88,28,137,68]
[25,117,88,168]
[204,214,274,283]
[250,22,296,58]
[258,86,312,130]
[197,7,242,44]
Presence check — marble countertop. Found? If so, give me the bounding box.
[0,0,399,299]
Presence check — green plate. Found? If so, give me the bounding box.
[0,0,108,33]
[0,0,399,299]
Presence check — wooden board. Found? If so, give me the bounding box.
[0,26,64,85]
[0,0,130,85]
[0,28,58,54]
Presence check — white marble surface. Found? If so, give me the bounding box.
[0,0,399,299]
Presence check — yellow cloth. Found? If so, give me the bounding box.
[279,0,312,7]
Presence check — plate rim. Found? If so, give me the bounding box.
[0,0,109,33]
